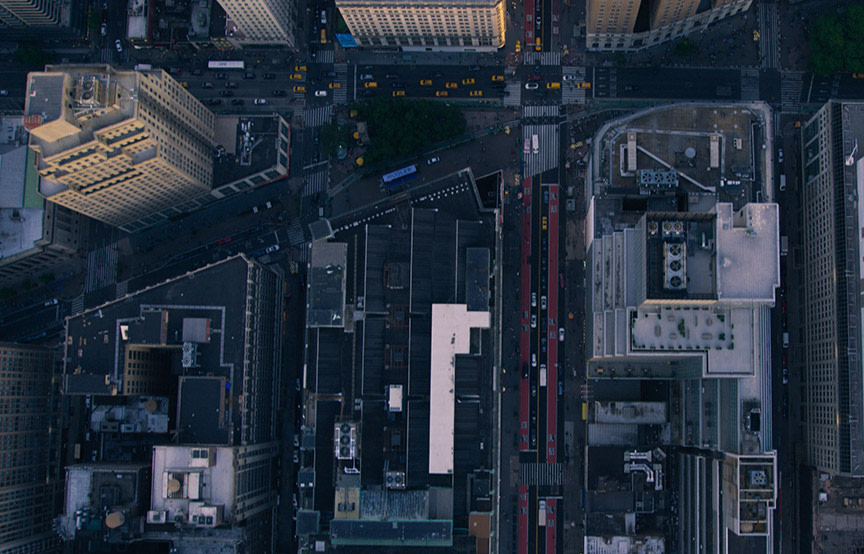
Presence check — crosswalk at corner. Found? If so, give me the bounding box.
[302,105,333,128]
[562,67,588,105]
[332,63,348,104]
[316,49,335,64]
[303,165,329,197]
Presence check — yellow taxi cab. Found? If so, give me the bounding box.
[289,73,303,80]
[462,78,475,85]
[180,82,190,88]
[469,90,483,97]
[293,85,306,93]
[320,29,327,43]
[491,75,504,82]
[546,82,561,89]
[445,82,458,89]
[854,73,864,79]
[420,79,433,86]
[364,81,377,89]
[329,82,341,89]
[392,90,405,97]
[535,37,541,51]
[542,216,548,230]
[515,40,521,53]
[435,90,448,97]
[294,65,307,72]
[577,82,592,89]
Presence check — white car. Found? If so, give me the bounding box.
[314,90,328,97]
[321,10,327,23]
[360,74,373,80]
[254,98,268,105]
[100,23,107,36]
[558,327,564,342]
[540,295,547,309]
[265,244,280,254]
[427,156,440,165]
[525,82,539,90]
[530,314,537,328]
[531,353,537,367]
[531,292,537,307]
[562,74,578,81]
[114,39,123,52]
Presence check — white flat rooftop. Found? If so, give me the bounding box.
[428,304,490,475]
[715,203,780,302]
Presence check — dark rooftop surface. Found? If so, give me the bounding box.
[177,376,228,444]
[64,255,281,446]
[214,116,288,188]
[308,241,347,328]
[304,174,496,540]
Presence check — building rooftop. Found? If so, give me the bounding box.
[213,115,289,189]
[715,203,779,301]
[307,240,347,327]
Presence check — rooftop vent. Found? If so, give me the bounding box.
[663,241,687,291]
[334,422,358,460]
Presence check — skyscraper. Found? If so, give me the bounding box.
[0,343,63,554]
[24,64,215,232]
[336,0,505,51]
[586,0,752,51]
[799,101,864,477]
[0,0,61,27]
[217,0,296,46]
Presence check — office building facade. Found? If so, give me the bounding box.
[336,0,505,51]
[0,0,61,26]
[0,343,63,554]
[800,101,864,477]
[586,0,752,51]
[217,0,296,46]
[25,64,215,232]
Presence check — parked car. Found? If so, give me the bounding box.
[427,156,440,165]
[531,292,537,307]
[100,23,107,35]
[231,99,244,105]
[559,327,564,342]
[266,244,280,254]
[114,39,123,52]
[254,98,268,105]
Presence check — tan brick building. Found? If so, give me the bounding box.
[337,0,505,51]
[218,0,296,46]
[25,65,215,231]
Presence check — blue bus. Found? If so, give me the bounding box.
[381,165,418,193]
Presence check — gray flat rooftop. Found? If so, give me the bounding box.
[213,116,287,188]
[308,241,347,327]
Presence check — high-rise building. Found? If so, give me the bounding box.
[581,104,780,554]
[0,0,61,27]
[336,0,505,51]
[0,115,83,285]
[217,0,296,46]
[799,101,864,477]
[24,64,215,232]
[0,343,63,554]
[586,0,752,51]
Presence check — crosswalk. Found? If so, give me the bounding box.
[285,220,306,246]
[85,243,117,293]
[562,66,588,104]
[503,82,521,106]
[780,71,805,113]
[115,279,129,299]
[316,49,334,64]
[522,124,560,178]
[303,165,329,197]
[302,105,333,128]
[71,294,84,315]
[740,69,761,101]
[519,463,563,486]
[522,105,559,118]
[523,52,561,66]
[758,2,780,70]
[332,63,348,104]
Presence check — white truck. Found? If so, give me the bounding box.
[780,236,788,256]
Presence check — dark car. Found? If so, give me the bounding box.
[469,65,480,71]
[206,98,222,106]
[491,82,506,88]
[220,90,234,97]
[215,72,227,79]
[191,69,202,76]
[623,84,639,91]
[169,67,181,75]
[432,72,443,78]
[202,82,214,88]
[385,73,399,79]
[391,82,405,88]
[529,74,542,81]
[243,72,255,79]
[264,73,276,79]
[325,70,336,78]
[361,89,375,97]
[273,89,287,97]
[231,99,244,105]
[225,81,238,88]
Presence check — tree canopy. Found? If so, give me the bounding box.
[352,98,466,164]
[809,5,864,76]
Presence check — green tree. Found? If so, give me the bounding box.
[613,52,628,68]
[842,5,864,72]
[673,39,699,58]
[38,272,54,284]
[809,14,844,75]
[0,287,15,300]
[87,9,100,31]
